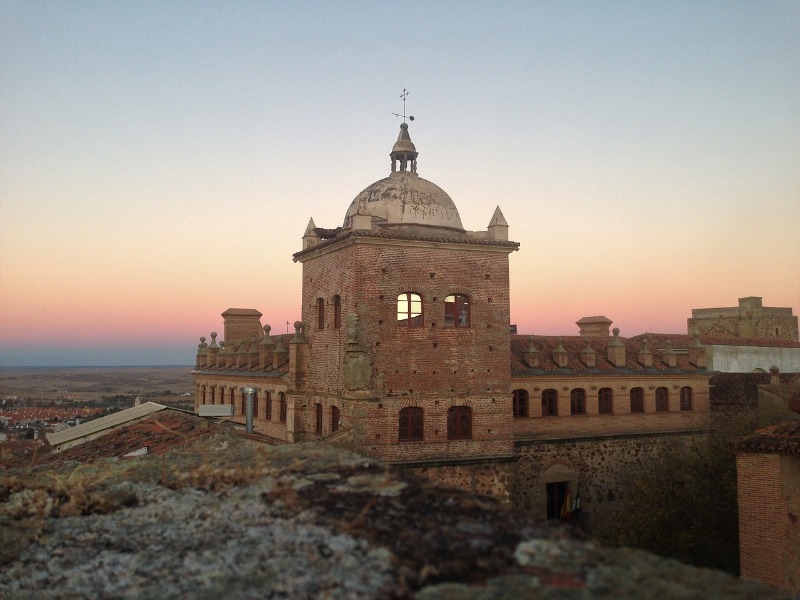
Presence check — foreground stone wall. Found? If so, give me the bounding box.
[514,432,704,519]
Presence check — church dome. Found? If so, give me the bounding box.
[343,123,464,231]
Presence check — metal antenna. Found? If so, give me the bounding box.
[391,87,415,122]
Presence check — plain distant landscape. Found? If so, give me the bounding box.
[0,366,195,404]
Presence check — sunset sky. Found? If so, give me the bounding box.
[1,2,798,366]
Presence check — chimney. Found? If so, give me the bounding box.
[524,337,540,368]
[288,321,308,390]
[581,338,596,368]
[553,337,569,369]
[663,340,677,368]
[688,330,706,369]
[607,328,626,367]
[638,337,653,368]
[576,316,613,338]
[259,325,275,370]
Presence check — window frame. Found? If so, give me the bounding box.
[655,387,669,412]
[315,403,323,435]
[279,392,287,423]
[333,295,342,329]
[598,387,613,415]
[447,405,472,440]
[444,294,471,328]
[542,389,558,417]
[317,297,325,330]
[265,392,272,421]
[512,389,529,418]
[570,388,587,415]
[398,406,424,442]
[397,292,424,327]
[331,405,340,432]
[630,387,644,414]
[679,386,693,411]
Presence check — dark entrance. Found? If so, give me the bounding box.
[546,481,569,520]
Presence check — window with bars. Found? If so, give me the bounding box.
[444,294,470,327]
[542,389,558,416]
[598,388,613,414]
[512,389,528,418]
[570,388,586,415]
[398,407,424,442]
[447,406,472,440]
[397,292,423,327]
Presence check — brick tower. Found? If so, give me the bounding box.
[293,122,519,461]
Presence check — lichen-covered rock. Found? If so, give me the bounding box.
[0,441,790,599]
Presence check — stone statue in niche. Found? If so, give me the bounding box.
[343,313,372,391]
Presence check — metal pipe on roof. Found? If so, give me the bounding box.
[243,386,255,434]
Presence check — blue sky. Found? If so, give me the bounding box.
[1,1,798,365]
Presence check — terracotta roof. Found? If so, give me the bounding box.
[511,334,705,374]
[734,421,800,456]
[41,410,216,464]
[636,333,800,349]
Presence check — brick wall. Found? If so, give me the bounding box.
[737,453,793,589]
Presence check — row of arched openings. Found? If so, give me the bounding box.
[512,386,694,417]
[200,386,288,422]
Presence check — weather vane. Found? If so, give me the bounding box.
[392,88,415,122]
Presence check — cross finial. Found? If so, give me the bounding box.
[392,88,415,123]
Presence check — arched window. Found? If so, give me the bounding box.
[265,392,272,420]
[201,385,206,405]
[598,388,613,415]
[542,389,558,416]
[570,389,586,415]
[229,388,234,404]
[317,298,325,329]
[399,407,424,442]
[253,390,259,419]
[656,387,669,412]
[331,406,340,432]
[333,295,342,329]
[210,386,216,405]
[315,403,323,435]
[512,389,528,418]
[241,391,246,416]
[397,292,423,327]
[680,386,693,411]
[279,392,287,423]
[447,406,472,440]
[630,387,644,413]
[444,294,470,327]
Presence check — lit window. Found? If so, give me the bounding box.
[444,294,470,327]
[680,386,693,411]
[598,388,613,415]
[399,407,424,442]
[333,295,341,329]
[570,389,586,415]
[512,389,528,418]
[656,387,669,412]
[630,387,644,413]
[397,292,423,327]
[447,406,472,440]
[542,389,558,416]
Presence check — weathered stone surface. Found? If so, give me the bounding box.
[0,440,789,599]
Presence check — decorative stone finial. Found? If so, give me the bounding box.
[292,321,306,342]
[612,327,620,337]
[208,332,219,349]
